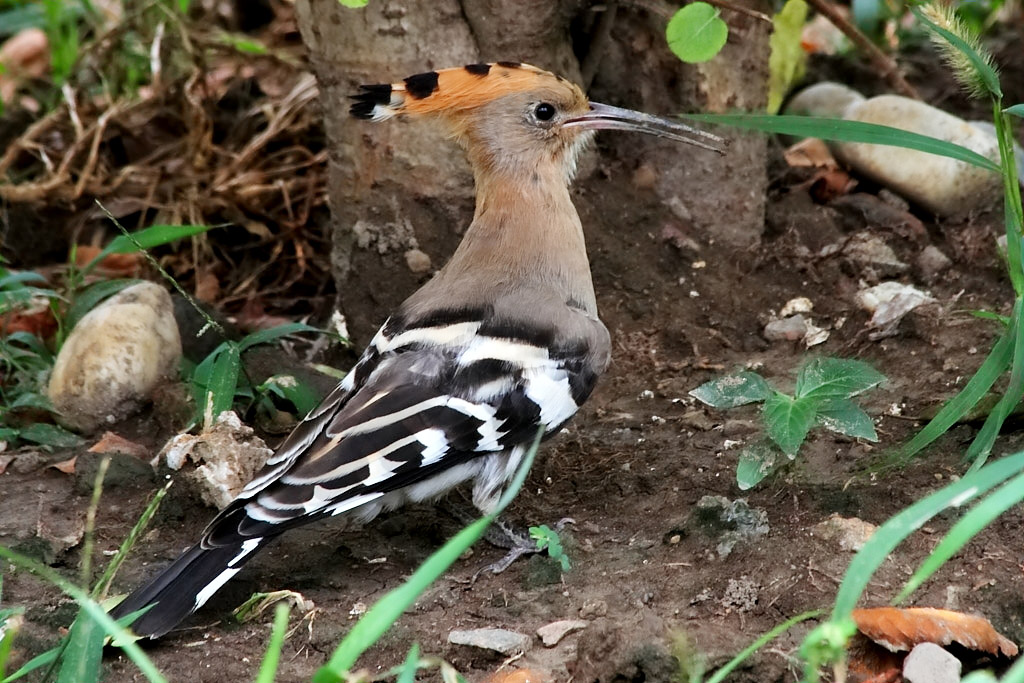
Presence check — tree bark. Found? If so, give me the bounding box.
[295,0,770,342]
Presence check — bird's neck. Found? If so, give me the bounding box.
[429,164,597,315]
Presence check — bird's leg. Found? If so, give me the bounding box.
[438,496,573,576]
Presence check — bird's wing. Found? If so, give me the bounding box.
[199,309,603,548]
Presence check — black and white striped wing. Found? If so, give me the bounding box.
[200,312,600,548]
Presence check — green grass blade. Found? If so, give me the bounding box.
[895,470,1024,604]
[83,225,216,275]
[254,602,290,683]
[395,644,420,683]
[832,451,1024,619]
[56,609,103,683]
[0,547,167,683]
[237,322,322,351]
[911,6,1001,99]
[204,343,241,427]
[94,481,171,600]
[684,113,1000,172]
[705,610,821,683]
[1,644,59,683]
[964,298,1024,471]
[898,329,1013,462]
[313,428,543,683]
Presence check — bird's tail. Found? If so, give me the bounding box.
[108,538,268,638]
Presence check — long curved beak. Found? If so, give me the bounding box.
[564,102,726,154]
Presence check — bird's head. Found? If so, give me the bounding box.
[351,62,724,183]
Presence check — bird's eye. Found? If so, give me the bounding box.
[534,102,556,121]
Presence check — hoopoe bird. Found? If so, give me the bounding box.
[110,62,724,638]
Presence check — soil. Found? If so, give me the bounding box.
[5,32,1024,683]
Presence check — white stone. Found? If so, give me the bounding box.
[903,642,961,683]
[48,282,182,432]
[536,619,587,647]
[448,628,532,655]
[786,82,866,119]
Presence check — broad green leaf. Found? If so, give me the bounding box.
[684,113,1001,172]
[899,327,1012,462]
[11,392,53,411]
[689,372,772,408]
[795,358,885,400]
[762,392,815,456]
[735,441,782,490]
[84,225,215,274]
[815,399,877,441]
[64,279,142,335]
[665,2,728,64]
[204,344,241,427]
[262,376,319,416]
[337,0,368,6]
[56,609,103,683]
[238,322,321,351]
[18,423,84,449]
[767,0,807,114]
[1006,104,1024,119]
[896,470,1024,603]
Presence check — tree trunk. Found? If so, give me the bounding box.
[295,0,769,343]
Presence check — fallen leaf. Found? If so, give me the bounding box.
[853,606,1018,657]
[809,169,857,202]
[88,432,149,459]
[74,245,142,277]
[784,138,837,168]
[0,307,57,338]
[0,28,49,103]
[49,456,77,474]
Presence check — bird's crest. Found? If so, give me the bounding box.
[350,62,580,121]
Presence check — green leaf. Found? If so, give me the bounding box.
[665,2,728,64]
[762,392,815,456]
[64,279,142,335]
[56,609,103,683]
[689,372,773,408]
[735,440,783,490]
[767,0,807,114]
[1005,104,1024,119]
[899,327,1013,462]
[337,0,368,6]
[17,423,84,449]
[204,344,241,427]
[261,376,319,416]
[795,357,885,400]
[815,399,877,441]
[705,611,821,683]
[896,469,1024,603]
[683,113,1001,172]
[84,225,215,274]
[237,322,321,351]
[254,602,291,683]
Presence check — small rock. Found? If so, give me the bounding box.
[812,513,877,552]
[632,163,657,190]
[917,245,952,282]
[855,281,936,338]
[780,297,813,316]
[721,577,759,612]
[842,233,908,276]
[579,599,608,619]
[48,282,182,433]
[448,628,532,655]
[9,450,47,474]
[159,411,272,509]
[902,642,961,683]
[537,619,588,647]
[764,314,808,342]
[404,248,432,274]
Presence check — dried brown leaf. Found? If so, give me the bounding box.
[50,456,77,474]
[482,669,552,683]
[853,607,1018,657]
[88,432,149,459]
[784,137,837,169]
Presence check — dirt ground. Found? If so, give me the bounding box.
[5,31,1024,683]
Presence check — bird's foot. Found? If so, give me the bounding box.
[473,517,575,579]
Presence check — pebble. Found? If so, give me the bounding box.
[448,628,532,655]
[579,599,608,618]
[842,233,908,276]
[812,513,877,552]
[917,245,953,282]
[903,642,961,683]
[536,619,588,647]
[404,248,432,274]
[779,297,813,316]
[48,282,182,433]
[764,314,808,341]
